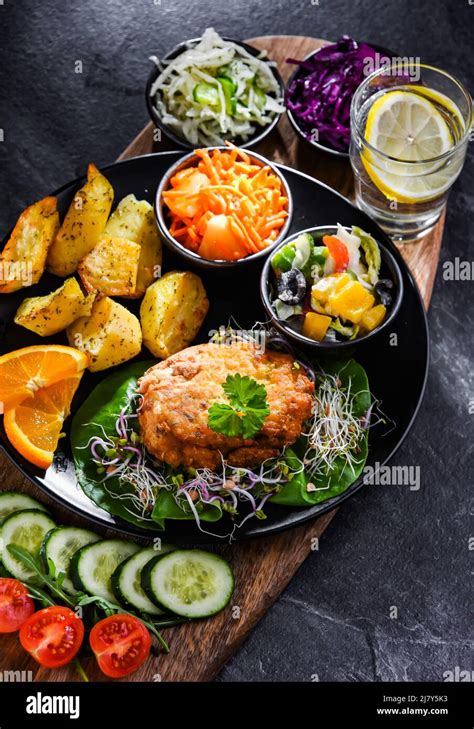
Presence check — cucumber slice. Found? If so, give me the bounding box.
[217,74,237,95]
[1,510,56,581]
[193,82,219,107]
[70,539,139,602]
[0,493,49,557]
[292,233,314,270]
[217,77,237,115]
[141,549,234,618]
[0,492,49,523]
[253,83,267,110]
[112,545,175,616]
[41,527,100,594]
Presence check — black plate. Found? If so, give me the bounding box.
[0,153,429,543]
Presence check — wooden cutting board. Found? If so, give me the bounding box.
[0,36,442,682]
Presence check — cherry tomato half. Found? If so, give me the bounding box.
[0,578,35,633]
[323,235,349,273]
[89,614,151,679]
[20,606,84,668]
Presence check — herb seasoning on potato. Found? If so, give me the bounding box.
[47,163,114,277]
[67,296,142,372]
[140,271,209,359]
[0,197,59,294]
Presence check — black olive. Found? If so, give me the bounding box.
[276,268,307,304]
[374,278,394,307]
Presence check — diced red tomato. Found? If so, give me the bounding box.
[323,235,349,272]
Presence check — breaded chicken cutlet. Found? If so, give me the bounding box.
[138,342,314,470]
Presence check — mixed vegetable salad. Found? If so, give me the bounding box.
[270,226,394,342]
[71,344,373,538]
[286,36,386,152]
[150,28,284,146]
[0,492,234,678]
[162,144,289,260]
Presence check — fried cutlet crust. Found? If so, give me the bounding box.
[138,343,314,470]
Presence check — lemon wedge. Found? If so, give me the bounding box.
[362,90,456,203]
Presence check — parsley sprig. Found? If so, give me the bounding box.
[208,374,270,439]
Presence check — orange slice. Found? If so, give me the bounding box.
[3,373,84,469]
[0,345,88,412]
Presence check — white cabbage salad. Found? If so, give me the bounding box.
[149,27,285,146]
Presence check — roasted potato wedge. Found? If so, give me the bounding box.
[78,235,141,296]
[14,277,95,337]
[140,271,209,359]
[0,197,59,294]
[104,194,162,297]
[47,163,114,277]
[67,296,142,372]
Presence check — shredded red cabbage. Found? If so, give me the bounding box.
[285,36,385,152]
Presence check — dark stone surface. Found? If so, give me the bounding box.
[1,0,472,682]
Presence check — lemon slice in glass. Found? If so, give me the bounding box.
[362,90,456,203]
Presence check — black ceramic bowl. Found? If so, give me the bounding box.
[260,225,404,353]
[146,36,285,150]
[285,41,396,158]
[155,147,293,271]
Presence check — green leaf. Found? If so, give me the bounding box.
[6,544,44,578]
[47,557,56,580]
[27,584,56,608]
[71,361,159,531]
[151,489,222,528]
[208,403,244,437]
[208,374,270,440]
[353,226,381,285]
[241,405,270,440]
[271,359,370,506]
[330,318,359,340]
[222,374,267,409]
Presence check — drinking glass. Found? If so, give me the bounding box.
[350,64,472,242]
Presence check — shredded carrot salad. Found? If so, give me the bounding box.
[163,143,289,261]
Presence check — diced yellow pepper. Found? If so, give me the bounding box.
[360,304,387,332]
[311,273,351,305]
[327,280,375,324]
[302,312,332,341]
[310,298,329,315]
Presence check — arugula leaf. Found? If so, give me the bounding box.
[7,544,76,609]
[6,545,42,577]
[208,374,270,439]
